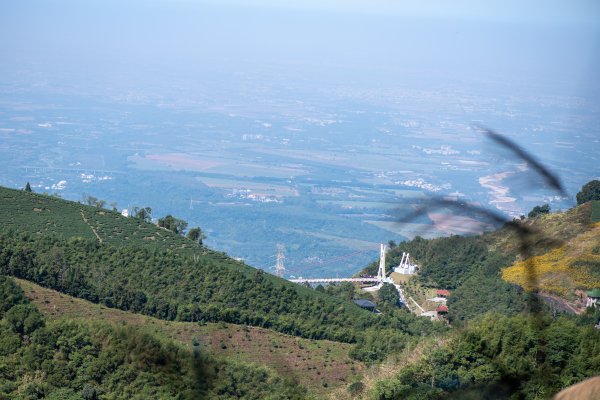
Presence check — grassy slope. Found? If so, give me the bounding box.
[485,202,594,256]
[501,222,600,299]
[16,278,363,395]
[497,202,600,301]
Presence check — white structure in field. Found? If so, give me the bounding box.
[394,252,418,275]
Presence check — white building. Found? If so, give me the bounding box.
[394,252,418,275]
[586,289,600,307]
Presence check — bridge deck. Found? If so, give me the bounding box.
[289,278,381,283]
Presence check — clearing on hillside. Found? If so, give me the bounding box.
[16,278,363,395]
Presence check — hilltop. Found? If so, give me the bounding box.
[0,185,223,254]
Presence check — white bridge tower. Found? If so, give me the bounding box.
[287,243,389,284]
[377,243,387,280]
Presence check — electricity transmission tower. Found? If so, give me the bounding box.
[275,244,286,277]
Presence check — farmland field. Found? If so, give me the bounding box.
[1,78,596,277]
[198,177,299,197]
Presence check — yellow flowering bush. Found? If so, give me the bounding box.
[502,244,600,297]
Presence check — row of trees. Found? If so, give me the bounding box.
[109,205,207,245]
[82,194,206,245]
[83,194,118,211]
[157,214,206,245]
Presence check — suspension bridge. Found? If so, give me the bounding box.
[287,244,392,284]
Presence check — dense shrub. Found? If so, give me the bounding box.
[369,313,600,400]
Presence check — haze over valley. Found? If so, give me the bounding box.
[2,2,600,399]
[1,0,598,277]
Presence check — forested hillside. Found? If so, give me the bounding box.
[361,234,530,323]
[361,201,599,323]
[16,278,363,396]
[4,185,600,399]
[0,186,444,363]
[0,276,308,400]
[365,311,600,399]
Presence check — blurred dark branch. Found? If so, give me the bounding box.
[393,127,571,317]
[475,124,568,197]
[397,198,534,238]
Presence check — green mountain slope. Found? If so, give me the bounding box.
[15,277,363,394]
[352,203,600,399]
[361,202,598,323]
[0,186,442,361]
[1,186,225,254]
[0,276,308,400]
[362,312,600,400]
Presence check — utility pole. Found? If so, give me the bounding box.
[275,244,286,278]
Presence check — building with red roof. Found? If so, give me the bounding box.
[436,305,449,314]
[436,289,451,298]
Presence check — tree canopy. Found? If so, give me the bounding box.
[577,180,600,205]
[187,227,206,245]
[0,275,307,399]
[132,206,152,222]
[83,194,106,208]
[0,228,444,362]
[528,203,550,218]
[369,312,600,399]
[158,214,188,235]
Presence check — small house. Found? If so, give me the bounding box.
[436,304,449,315]
[436,289,451,298]
[354,299,377,312]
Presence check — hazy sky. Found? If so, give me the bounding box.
[1,0,599,97]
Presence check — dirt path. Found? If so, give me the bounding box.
[80,209,103,243]
[537,292,581,315]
